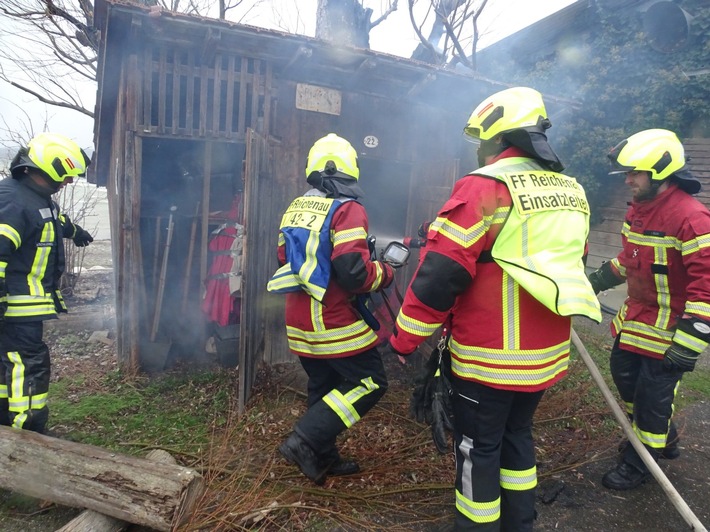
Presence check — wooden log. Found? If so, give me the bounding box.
[56,449,180,532]
[0,427,203,532]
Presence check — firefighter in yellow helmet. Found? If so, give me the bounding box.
[0,133,93,433]
[388,87,599,529]
[268,133,395,485]
[587,129,710,490]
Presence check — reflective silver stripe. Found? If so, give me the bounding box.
[685,301,710,320]
[634,422,667,449]
[287,320,373,342]
[458,434,475,501]
[682,233,710,256]
[500,466,537,491]
[621,320,673,341]
[618,331,668,355]
[0,224,20,249]
[653,247,671,330]
[28,222,54,296]
[396,312,441,337]
[287,328,378,355]
[501,273,518,350]
[431,216,489,249]
[625,232,680,250]
[451,356,568,385]
[332,227,366,246]
[450,337,569,365]
[674,329,707,352]
[323,390,360,427]
[455,490,500,524]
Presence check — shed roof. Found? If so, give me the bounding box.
[94,0,581,110]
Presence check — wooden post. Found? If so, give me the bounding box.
[0,427,203,532]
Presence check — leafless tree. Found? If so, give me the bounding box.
[0,0,260,124]
[409,0,490,68]
[0,1,98,118]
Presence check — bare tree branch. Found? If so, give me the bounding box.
[370,0,398,29]
[8,79,92,116]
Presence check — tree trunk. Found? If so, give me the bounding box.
[316,0,372,49]
[56,449,181,532]
[0,427,203,532]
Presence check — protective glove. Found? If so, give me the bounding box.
[430,367,454,453]
[73,227,94,247]
[587,261,621,295]
[664,317,710,372]
[663,342,700,373]
[0,279,6,321]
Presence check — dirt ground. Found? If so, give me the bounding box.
[1,240,709,531]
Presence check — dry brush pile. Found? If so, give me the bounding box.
[181,338,621,532]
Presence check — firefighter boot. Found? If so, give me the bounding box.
[279,432,329,486]
[320,447,360,476]
[602,461,651,490]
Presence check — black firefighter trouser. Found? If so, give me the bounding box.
[0,321,51,433]
[452,378,544,532]
[294,347,388,463]
[610,337,683,471]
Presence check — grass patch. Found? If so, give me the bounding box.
[49,368,235,455]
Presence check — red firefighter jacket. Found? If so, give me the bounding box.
[390,148,577,392]
[277,196,393,358]
[610,184,710,358]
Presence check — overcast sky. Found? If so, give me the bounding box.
[0,0,576,151]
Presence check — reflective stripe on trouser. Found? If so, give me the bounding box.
[609,337,682,471]
[294,347,388,453]
[0,321,51,433]
[452,378,543,532]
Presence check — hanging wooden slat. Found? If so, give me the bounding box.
[199,62,208,137]
[171,50,181,135]
[250,60,259,134]
[186,51,195,135]
[225,55,236,138]
[237,57,247,135]
[157,47,167,133]
[142,48,152,130]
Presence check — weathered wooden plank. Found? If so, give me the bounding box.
[588,241,622,260]
[0,428,203,532]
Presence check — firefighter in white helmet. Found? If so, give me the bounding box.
[588,129,710,490]
[388,87,600,530]
[0,133,93,434]
[268,133,395,485]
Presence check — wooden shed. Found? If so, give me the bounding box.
[91,0,512,409]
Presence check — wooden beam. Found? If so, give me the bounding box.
[0,428,203,532]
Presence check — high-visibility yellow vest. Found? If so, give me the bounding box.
[478,157,601,322]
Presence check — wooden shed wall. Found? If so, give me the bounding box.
[260,82,467,365]
[587,138,710,270]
